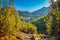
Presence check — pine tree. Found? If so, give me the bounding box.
[10,0,14,7]
[0,0,2,13]
[0,0,2,8]
[5,0,8,7]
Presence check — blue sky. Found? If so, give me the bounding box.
[14,0,50,12]
[3,0,50,12]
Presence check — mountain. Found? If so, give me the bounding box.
[18,11,32,22]
[18,7,49,21]
[31,7,49,18]
[18,11,31,18]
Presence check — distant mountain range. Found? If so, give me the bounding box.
[31,7,49,18]
[18,7,49,21]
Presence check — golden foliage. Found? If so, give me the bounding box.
[0,33,17,40]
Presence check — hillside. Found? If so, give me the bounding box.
[18,7,49,22]
[0,0,60,40]
[31,9,60,40]
[32,7,49,18]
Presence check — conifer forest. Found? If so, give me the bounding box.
[0,0,60,40]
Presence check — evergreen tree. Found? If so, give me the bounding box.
[0,0,2,13]
[5,0,8,7]
[10,0,14,7]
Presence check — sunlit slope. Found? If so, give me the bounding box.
[31,9,60,35]
[0,7,37,40]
